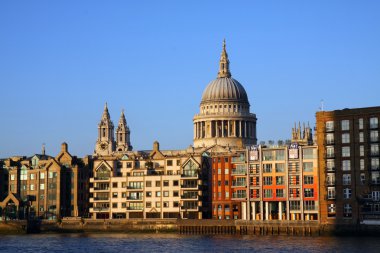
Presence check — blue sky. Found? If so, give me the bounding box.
[1,1,379,157]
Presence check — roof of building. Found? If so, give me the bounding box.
[200,40,249,105]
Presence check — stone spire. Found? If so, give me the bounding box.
[101,102,112,124]
[118,109,127,126]
[116,109,132,152]
[95,102,115,156]
[217,39,231,78]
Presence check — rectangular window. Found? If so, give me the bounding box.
[304,200,316,211]
[276,189,285,198]
[304,176,314,185]
[262,151,273,161]
[326,121,334,132]
[289,201,300,210]
[326,133,334,145]
[304,188,314,198]
[360,159,365,170]
[342,133,350,144]
[326,173,335,186]
[10,174,15,181]
[326,146,334,158]
[275,150,285,160]
[289,188,300,198]
[343,174,351,185]
[327,187,336,199]
[327,159,335,171]
[163,191,169,197]
[276,176,284,185]
[360,145,365,156]
[167,160,173,166]
[328,203,336,217]
[342,147,350,157]
[359,118,364,130]
[225,191,229,198]
[30,184,35,191]
[173,180,179,186]
[264,189,273,198]
[289,175,300,186]
[275,163,285,172]
[225,168,229,175]
[156,181,161,187]
[303,149,314,159]
[30,174,35,180]
[163,181,169,187]
[263,164,272,173]
[343,188,352,199]
[40,183,45,190]
[303,162,313,172]
[342,160,351,171]
[263,177,272,185]
[371,130,379,142]
[156,202,161,208]
[359,132,364,143]
[370,117,379,129]
[343,204,352,217]
[371,158,380,170]
[341,120,350,131]
[146,191,152,197]
[146,202,152,208]
[371,144,379,156]
[360,173,366,185]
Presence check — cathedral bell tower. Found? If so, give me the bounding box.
[116,109,132,152]
[95,103,115,156]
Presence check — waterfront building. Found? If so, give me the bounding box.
[0,161,8,202]
[0,143,91,220]
[89,141,211,219]
[316,106,380,225]
[193,40,257,149]
[211,124,319,221]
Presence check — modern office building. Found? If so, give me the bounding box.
[316,106,380,225]
[211,124,319,221]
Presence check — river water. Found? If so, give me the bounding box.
[0,234,379,253]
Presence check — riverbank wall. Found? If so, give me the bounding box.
[1,219,380,236]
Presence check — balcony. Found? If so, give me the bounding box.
[127,196,143,200]
[325,154,335,159]
[370,179,380,185]
[126,186,143,190]
[371,152,380,157]
[181,184,200,189]
[181,205,199,211]
[181,193,199,200]
[92,197,109,201]
[181,172,199,178]
[325,140,335,145]
[232,181,247,187]
[91,207,110,212]
[231,169,247,175]
[326,127,334,132]
[325,180,336,186]
[232,193,247,199]
[325,168,336,172]
[127,206,143,211]
[93,187,110,191]
[93,177,110,181]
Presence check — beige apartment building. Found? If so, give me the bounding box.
[90,141,210,219]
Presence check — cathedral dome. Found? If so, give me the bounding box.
[201,77,249,104]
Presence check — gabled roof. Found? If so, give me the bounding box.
[0,192,22,208]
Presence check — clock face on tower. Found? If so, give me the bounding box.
[100,142,108,151]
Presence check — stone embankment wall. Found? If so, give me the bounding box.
[1,219,380,236]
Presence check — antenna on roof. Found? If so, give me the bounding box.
[319,99,324,111]
[42,143,46,156]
